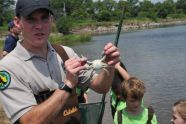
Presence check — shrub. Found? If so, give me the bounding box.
[49,33,91,46]
[167,14,186,18]
[56,16,73,35]
[96,10,112,21]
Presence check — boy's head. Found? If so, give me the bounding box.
[121,77,146,100]
[121,77,145,111]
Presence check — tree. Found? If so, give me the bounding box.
[155,0,176,19]
[127,0,140,17]
[0,0,15,25]
[103,0,116,11]
[163,0,176,14]
[96,10,112,21]
[156,4,168,18]
[50,0,94,20]
[139,0,154,12]
[56,16,72,35]
[176,0,186,14]
[138,0,157,20]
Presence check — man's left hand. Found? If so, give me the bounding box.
[103,42,120,66]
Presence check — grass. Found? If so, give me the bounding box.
[0,25,8,31]
[0,33,91,51]
[0,40,3,48]
[49,33,91,46]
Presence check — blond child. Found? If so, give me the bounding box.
[114,77,157,124]
[171,99,186,124]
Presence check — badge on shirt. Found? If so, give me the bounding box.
[0,71,11,90]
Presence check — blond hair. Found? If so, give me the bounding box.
[121,77,146,100]
[174,100,186,120]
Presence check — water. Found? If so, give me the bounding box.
[72,25,186,124]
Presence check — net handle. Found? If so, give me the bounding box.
[98,7,126,124]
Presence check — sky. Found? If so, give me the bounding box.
[14,0,166,3]
[143,0,164,3]
[92,0,168,4]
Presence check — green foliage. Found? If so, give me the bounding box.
[56,16,73,35]
[49,0,186,25]
[62,34,91,43]
[176,0,186,14]
[112,10,122,20]
[96,10,112,21]
[163,0,176,14]
[139,0,154,12]
[138,11,157,21]
[0,40,4,49]
[0,0,15,25]
[49,33,91,46]
[157,7,169,18]
[167,13,186,18]
[126,0,140,17]
[71,9,89,20]
[0,25,7,31]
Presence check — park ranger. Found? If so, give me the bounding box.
[0,0,120,124]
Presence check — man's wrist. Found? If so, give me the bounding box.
[58,81,73,94]
[64,79,75,89]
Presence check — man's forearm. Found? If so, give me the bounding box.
[91,67,115,94]
[19,89,70,124]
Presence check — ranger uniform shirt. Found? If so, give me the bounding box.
[0,41,96,123]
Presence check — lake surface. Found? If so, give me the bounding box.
[72,25,186,124]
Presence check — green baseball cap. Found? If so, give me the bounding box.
[16,0,53,17]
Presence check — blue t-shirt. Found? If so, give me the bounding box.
[3,34,19,53]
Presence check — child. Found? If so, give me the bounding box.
[110,62,130,118]
[114,77,157,124]
[171,99,186,124]
[3,20,21,56]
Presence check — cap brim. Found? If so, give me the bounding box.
[20,6,53,17]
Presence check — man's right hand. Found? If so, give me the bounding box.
[64,57,87,88]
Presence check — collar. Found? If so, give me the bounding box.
[13,40,55,61]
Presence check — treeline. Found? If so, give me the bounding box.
[51,0,186,21]
[51,0,186,34]
[1,0,186,34]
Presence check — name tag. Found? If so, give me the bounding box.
[63,106,78,116]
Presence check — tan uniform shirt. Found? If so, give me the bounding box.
[0,41,96,123]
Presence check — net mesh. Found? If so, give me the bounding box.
[79,101,106,124]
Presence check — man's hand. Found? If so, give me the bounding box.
[103,42,120,66]
[64,57,87,88]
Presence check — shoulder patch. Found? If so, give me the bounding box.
[0,71,11,90]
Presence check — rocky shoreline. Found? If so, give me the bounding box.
[71,20,186,35]
[1,19,186,40]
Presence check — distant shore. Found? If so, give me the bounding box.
[71,19,186,35]
[1,19,186,40]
